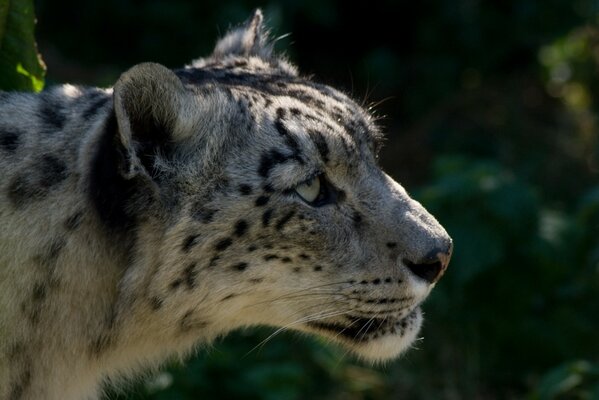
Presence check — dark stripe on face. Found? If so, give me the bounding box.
[275,108,303,161]
[307,129,330,163]
[276,211,296,231]
[258,149,292,178]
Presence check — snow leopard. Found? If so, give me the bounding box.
[0,10,452,400]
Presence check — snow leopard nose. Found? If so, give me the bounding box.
[403,240,453,284]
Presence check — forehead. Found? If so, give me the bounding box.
[176,64,382,161]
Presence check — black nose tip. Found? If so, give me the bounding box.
[404,243,452,284]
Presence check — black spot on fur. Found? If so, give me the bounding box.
[31,237,65,273]
[255,195,270,206]
[7,156,68,207]
[32,283,47,302]
[40,155,68,188]
[215,237,233,251]
[247,245,258,252]
[192,206,217,223]
[170,279,182,290]
[89,306,117,356]
[0,128,19,153]
[25,302,41,325]
[238,184,252,195]
[64,211,84,231]
[40,96,67,132]
[150,297,163,310]
[10,366,32,400]
[314,265,323,272]
[232,262,249,271]
[263,184,275,193]
[48,238,65,261]
[180,310,208,332]
[209,255,220,267]
[82,94,110,120]
[352,212,363,228]
[293,267,301,273]
[276,210,296,231]
[386,242,397,248]
[234,220,249,237]
[299,254,310,260]
[7,342,25,362]
[264,254,279,261]
[7,176,35,207]
[281,257,292,263]
[262,208,274,227]
[183,263,197,289]
[182,234,200,252]
[89,333,113,356]
[221,293,237,301]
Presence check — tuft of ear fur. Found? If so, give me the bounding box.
[113,62,194,178]
[211,9,273,59]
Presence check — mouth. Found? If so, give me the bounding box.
[305,307,423,361]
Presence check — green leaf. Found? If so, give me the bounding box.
[533,360,599,400]
[0,0,45,92]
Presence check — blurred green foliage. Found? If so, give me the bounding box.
[531,360,599,399]
[2,0,598,398]
[0,0,45,91]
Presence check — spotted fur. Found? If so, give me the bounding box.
[0,10,452,400]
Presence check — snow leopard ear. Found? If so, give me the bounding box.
[211,9,273,59]
[113,62,195,178]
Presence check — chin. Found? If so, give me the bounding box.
[305,307,423,363]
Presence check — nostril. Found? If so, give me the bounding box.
[403,259,444,284]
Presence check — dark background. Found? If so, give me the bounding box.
[34,1,599,398]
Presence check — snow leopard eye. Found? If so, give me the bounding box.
[295,175,321,203]
[294,174,337,207]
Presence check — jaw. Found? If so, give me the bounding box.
[304,307,423,362]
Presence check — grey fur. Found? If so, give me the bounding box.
[0,10,452,400]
